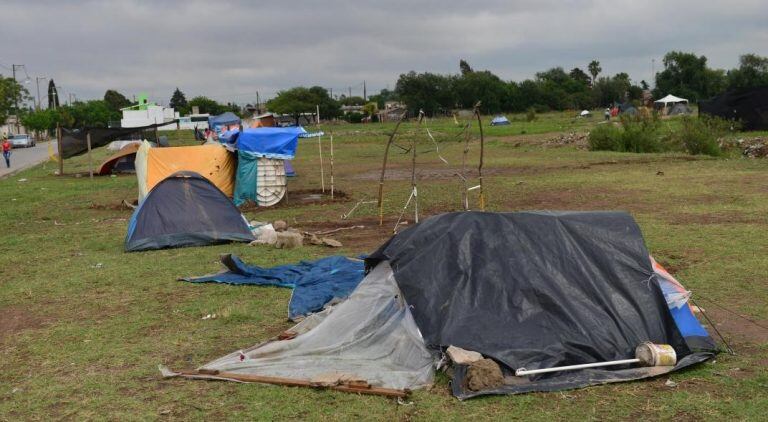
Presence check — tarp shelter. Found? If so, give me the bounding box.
[208,112,241,133]
[183,254,365,320]
[700,87,768,131]
[125,171,254,252]
[135,141,236,202]
[97,143,139,175]
[169,211,715,399]
[490,115,510,125]
[59,120,176,159]
[654,94,689,107]
[233,127,305,206]
[580,110,591,117]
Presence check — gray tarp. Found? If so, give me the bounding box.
[177,262,435,390]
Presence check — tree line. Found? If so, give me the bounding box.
[391,52,768,115]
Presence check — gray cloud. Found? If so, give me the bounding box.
[1,0,766,105]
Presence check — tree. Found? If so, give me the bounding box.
[63,100,118,127]
[588,60,602,85]
[569,68,591,86]
[640,80,650,90]
[267,86,339,124]
[48,79,60,109]
[103,89,132,113]
[453,70,510,112]
[21,108,57,139]
[362,102,378,117]
[188,96,225,115]
[727,54,768,90]
[169,87,188,112]
[0,76,30,126]
[653,51,727,101]
[459,59,474,76]
[394,71,454,115]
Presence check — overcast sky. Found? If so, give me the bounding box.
[2,0,766,105]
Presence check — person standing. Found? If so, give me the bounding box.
[2,136,11,168]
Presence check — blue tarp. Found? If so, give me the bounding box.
[208,112,241,129]
[219,129,239,144]
[236,127,305,160]
[182,254,365,320]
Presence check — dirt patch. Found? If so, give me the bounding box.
[239,189,350,212]
[509,186,659,214]
[702,307,768,345]
[0,306,48,343]
[466,359,504,391]
[296,216,412,253]
[354,156,706,181]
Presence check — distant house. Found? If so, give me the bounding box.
[1,115,27,137]
[341,105,364,115]
[120,94,179,128]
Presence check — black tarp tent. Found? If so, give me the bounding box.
[699,87,768,130]
[60,121,177,159]
[172,211,715,399]
[125,171,254,252]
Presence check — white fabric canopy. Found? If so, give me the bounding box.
[655,94,688,105]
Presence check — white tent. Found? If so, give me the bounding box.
[654,94,688,106]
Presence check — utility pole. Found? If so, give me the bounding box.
[348,86,352,98]
[256,91,260,114]
[12,64,25,132]
[363,80,367,102]
[35,77,47,110]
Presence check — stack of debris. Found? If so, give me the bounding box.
[545,132,588,149]
[250,220,348,249]
[737,138,768,158]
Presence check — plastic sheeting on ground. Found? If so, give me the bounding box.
[176,261,435,390]
[182,254,365,320]
[367,211,715,398]
[135,142,236,202]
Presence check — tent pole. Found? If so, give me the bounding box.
[377,112,407,226]
[318,135,325,193]
[473,102,486,211]
[87,131,93,180]
[329,133,334,199]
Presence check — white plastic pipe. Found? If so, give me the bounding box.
[515,358,640,376]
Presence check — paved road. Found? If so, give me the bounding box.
[0,141,57,178]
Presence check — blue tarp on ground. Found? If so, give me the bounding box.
[236,127,306,160]
[182,254,365,320]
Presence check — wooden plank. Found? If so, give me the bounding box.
[177,369,409,398]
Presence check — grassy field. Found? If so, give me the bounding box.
[1,113,767,420]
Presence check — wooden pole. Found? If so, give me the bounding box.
[410,135,418,223]
[377,113,407,225]
[318,135,325,193]
[329,133,334,199]
[56,123,63,176]
[86,132,93,180]
[177,369,408,398]
[474,102,486,211]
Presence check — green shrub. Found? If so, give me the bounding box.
[526,107,536,122]
[344,112,364,124]
[588,112,663,153]
[671,116,730,156]
[618,113,662,153]
[588,124,621,151]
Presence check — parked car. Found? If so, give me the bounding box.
[10,134,35,148]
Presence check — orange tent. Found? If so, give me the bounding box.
[135,142,236,202]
